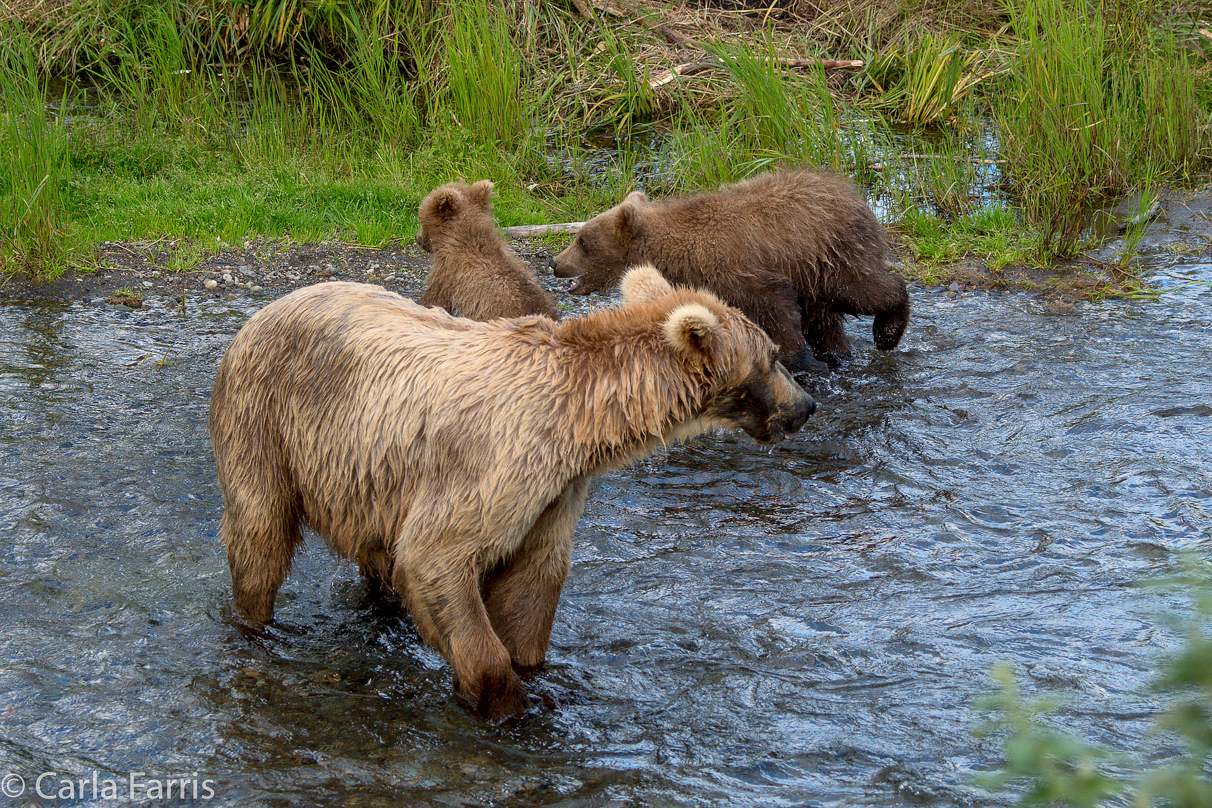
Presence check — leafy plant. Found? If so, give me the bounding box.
[978,560,1212,807]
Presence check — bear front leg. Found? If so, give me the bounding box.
[802,308,851,368]
[484,478,589,672]
[398,554,529,721]
[740,276,819,373]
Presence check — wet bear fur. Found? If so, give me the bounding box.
[417,179,559,320]
[550,167,910,369]
[208,269,813,720]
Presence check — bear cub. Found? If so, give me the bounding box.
[417,179,559,320]
[549,167,910,370]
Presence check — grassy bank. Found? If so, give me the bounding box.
[1,0,1209,286]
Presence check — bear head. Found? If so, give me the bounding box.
[416,179,495,253]
[551,191,649,295]
[620,265,815,445]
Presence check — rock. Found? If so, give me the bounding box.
[204,279,219,291]
[222,273,234,285]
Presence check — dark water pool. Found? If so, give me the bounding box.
[1,258,1210,807]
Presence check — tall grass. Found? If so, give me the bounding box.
[868,33,990,125]
[437,0,527,150]
[656,37,860,190]
[1,28,72,275]
[997,0,1203,259]
[716,38,845,169]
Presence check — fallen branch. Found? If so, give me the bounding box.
[1117,199,1163,233]
[649,57,864,89]
[568,0,628,19]
[899,154,1006,164]
[504,222,585,238]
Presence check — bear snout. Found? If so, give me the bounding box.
[769,365,815,440]
[782,389,815,435]
[550,259,576,279]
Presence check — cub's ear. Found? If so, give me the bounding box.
[617,190,647,235]
[620,263,672,305]
[467,179,494,209]
[663,303,721,361]
[424,186,463,222]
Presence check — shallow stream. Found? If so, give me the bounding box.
[1,255,1210,806]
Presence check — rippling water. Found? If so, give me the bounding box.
[1,258,1209,807]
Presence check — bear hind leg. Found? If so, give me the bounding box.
[221,498,302,626]
[873,292,911,351]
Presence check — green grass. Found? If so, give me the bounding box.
[437,0,529,150]
[896,205,1033,270]
[2,0,1209,283]
[868,32,993,125]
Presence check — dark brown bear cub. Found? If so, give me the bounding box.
[549,167,910,370]
[209,266,813,721]
[417,179,559,320]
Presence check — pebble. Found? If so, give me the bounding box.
[948,282,962,293]
[142,281,154,288]
[204,279,219,291]
[222,273,234,285]
[251,285,263,292]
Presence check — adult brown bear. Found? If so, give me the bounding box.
[549,168,910,370]
[417,179,559,320]
[209,267,813,720]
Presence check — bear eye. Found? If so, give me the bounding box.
[577,236,591,256]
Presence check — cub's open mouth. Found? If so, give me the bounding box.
[568,277,585,294]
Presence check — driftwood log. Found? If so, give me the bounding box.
[504,222,585,238]
[649,57,864,89]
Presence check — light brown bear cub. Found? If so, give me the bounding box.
[209,268,813,720]
[417,179,559,320]
[550,167,910,370]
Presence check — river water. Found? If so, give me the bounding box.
[1,256,1209,807]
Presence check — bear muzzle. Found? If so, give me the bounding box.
[548,257,589,294]
[772,386,815,442]
[754,377,814,444]
[715,364,816,444]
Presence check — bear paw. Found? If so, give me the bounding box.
[455,668,531,722]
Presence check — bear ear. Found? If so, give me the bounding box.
[620,263,672,304]
[467,179,494,209]
[617,190,647,234]
[663,303,721,362]
[427,187,463,221]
